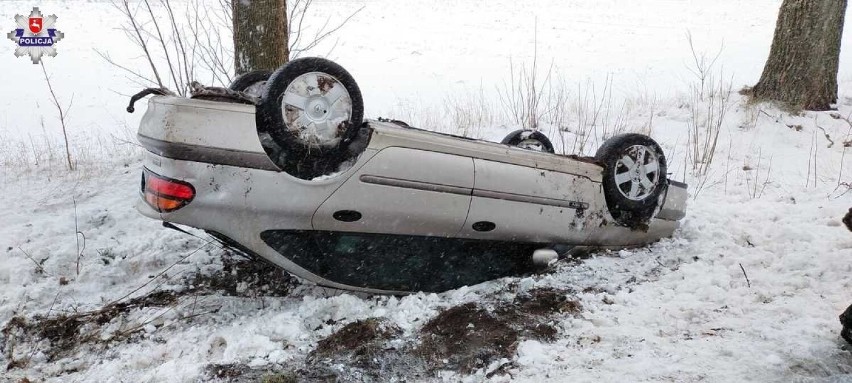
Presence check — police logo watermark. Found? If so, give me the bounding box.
[7,7,64,64]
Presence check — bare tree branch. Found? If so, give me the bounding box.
[119,0,165,89]
[40,62,74,171]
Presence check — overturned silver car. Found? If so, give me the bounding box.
[133,58,687,294]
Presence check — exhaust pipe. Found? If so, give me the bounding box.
[532,249,559,267]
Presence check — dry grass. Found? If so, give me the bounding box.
[0,126,142,181]
[683,32,733,178]
[443,86,496,139]
[686,73,733,176]
[385,62,654,158]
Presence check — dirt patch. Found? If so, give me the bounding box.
[310,318,401,362]
[1,290,181,368]
[488,287,581,341]
[305,318,416,381]
[515,288,580,342]
[417,302,520,374]
[259,373,300,383]
[189,252,297,298]
[316,75,335,93]
[513,288,582,316]
[3,250,298,371]
[206,363,252,381]
[204,363,300,383]
[415,288,581,374]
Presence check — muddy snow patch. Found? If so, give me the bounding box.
[187,251,298,298]
[2,289,181,370]
[418,288,581,374]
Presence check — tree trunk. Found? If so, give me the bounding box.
[752,0,847,111]
[232,0,289,75]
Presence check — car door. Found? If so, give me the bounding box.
[312,147,474,237]
[460,158,603,243]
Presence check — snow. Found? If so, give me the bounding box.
[1,0,852,382]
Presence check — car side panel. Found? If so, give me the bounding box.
[459,159,606,243]
[312,147,474,236]
[137,153,399,291]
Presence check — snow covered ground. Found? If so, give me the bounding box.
[1,0,851,382]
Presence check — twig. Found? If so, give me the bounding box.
[806,132,815,188]
[163,0,193,91]
[40,62,74,171]
[813,131,818,187]
[837,111,852,185]
[758,109,779,122]
[111,303,219,341]
[110,133,144,148]
[685,30,723,102]
[738,263,751,288]
[291,5,364,57]
[758,156,772,198]
[143,0,181,94]
[73,197,86,276]
[724,138,732,194]
[830,182,852,199]
[119,0,165,89]
[93,50,159,87]
[22,290,62,367]
[105,240,213,307]
[814,119,834,148]
[18,247,48,275]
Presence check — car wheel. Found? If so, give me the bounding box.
[841,304,852,345]
[229,70,272,96]
[256,57,365,179]
[501,129,555,153]
[595,134,667,228]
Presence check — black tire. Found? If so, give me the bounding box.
[256,57,364,179]
[595,134,667,228]
[841,304,852,345]
[229,70,272,95]
[501,129,555,153]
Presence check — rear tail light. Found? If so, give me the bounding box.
[142,168,195,213]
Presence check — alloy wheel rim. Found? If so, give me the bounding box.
[280,72,352,147]
[614,145,660,201]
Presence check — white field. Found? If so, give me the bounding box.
[1,0,852,382]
